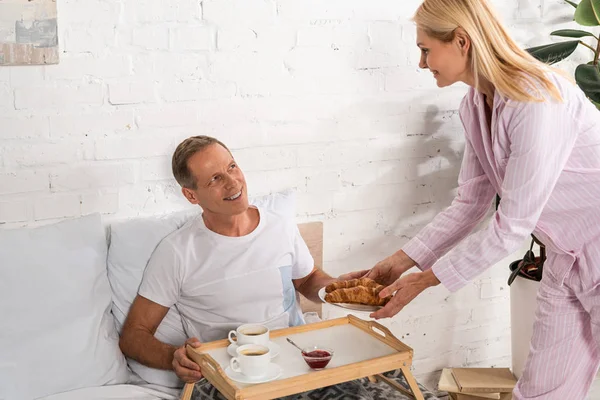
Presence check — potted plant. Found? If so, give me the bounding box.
[526,0,600,108]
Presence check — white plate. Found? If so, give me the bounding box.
[227,341,280,358]
[318,287,383,313]
[225,363,282,384]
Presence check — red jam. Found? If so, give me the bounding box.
[303,350,330,357]
[302,350,332,369]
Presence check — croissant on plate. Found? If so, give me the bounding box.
[325,277,380,293]
[325,286,391,307]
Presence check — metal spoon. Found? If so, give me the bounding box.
[286,338,304,353]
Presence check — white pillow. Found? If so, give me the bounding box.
[106,189,296,388]
[0,214,130,400]
[107,209,197,388]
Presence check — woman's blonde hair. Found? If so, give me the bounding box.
[414,0,564,102]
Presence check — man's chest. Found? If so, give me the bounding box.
[179,243,295,309]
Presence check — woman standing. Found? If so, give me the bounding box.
[343,0,600,398]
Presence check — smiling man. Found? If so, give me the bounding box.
[119,136,336,383]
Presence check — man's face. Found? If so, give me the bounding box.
[182,143,249,216]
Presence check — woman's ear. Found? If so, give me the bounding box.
[454,27,471,55]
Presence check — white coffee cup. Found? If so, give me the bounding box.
[229,344,271,378]
[228,324,269,346]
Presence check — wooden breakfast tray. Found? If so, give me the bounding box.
[184,315,424,400]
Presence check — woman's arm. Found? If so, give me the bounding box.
[430,99,579,292]
[402,135,497,271]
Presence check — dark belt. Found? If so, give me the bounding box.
[507,235,546,285]
[497,195,546,285]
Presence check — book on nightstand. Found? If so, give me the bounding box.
[438,368,516,400]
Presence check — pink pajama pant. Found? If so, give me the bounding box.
[513,254,600,399]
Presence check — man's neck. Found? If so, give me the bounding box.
[202,208,260,237]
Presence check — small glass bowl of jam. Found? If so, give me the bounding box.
[301,346,334,370]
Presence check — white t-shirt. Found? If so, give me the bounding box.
[138,206,314,342]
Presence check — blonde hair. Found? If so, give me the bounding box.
[172,135,230,189]
[414,0,564,102]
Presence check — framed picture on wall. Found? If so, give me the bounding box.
[0,0,59,66]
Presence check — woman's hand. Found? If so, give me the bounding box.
[370,269,440,319]
[338,250,415,286]
[336,250,440,319]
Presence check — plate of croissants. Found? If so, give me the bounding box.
[318,277,392,312]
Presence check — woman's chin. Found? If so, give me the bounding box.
[434,78,454,88]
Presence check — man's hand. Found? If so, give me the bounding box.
[294,268,337,303]
[173,337,203,383]
[369,269,440,319]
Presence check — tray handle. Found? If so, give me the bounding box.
[197,352,222,375]
[186,345,238,400]
[348,315,412,354]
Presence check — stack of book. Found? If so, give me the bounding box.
[438,368,517,400]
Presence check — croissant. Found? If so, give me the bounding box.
[325,286,391,307]
[325,277,380,293]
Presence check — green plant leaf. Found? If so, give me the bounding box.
[565,0,579,7]
[551,29,596,38]
[526,41,580,64]
[575,64,600,103]
[575,0,600,26]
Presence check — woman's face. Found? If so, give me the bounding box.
[416,27,470,88]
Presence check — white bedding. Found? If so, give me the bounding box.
[39,384,180,400]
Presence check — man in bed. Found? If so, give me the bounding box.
[119,135,336,383]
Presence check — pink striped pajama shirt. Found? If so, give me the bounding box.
[402,72,600,399]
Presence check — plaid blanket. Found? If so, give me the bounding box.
[189,369,439,400]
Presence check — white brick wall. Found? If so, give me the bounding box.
[0,0,585,393]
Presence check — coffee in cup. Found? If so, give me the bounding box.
[228,324,269,346]
[230,344,271,378]
[240,349,268,356]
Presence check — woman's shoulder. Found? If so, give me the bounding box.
[503,70,579,110]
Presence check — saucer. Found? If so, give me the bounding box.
[227,341,280,358]
[225,363,282,384]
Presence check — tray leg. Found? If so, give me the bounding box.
[180,382,194,400]
[374,367,425,400]
[400,366,424,400]
[373,374,415,398]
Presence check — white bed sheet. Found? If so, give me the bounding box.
[39,384,180,400]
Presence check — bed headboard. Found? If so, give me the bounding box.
[297,221,324,317]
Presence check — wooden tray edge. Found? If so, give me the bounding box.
[186,346,239,400]
[188,316,352,354]
[348,314,413,355]
[239,353,412,399]
[187,315,415,400]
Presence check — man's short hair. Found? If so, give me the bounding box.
[172,135,230,189]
